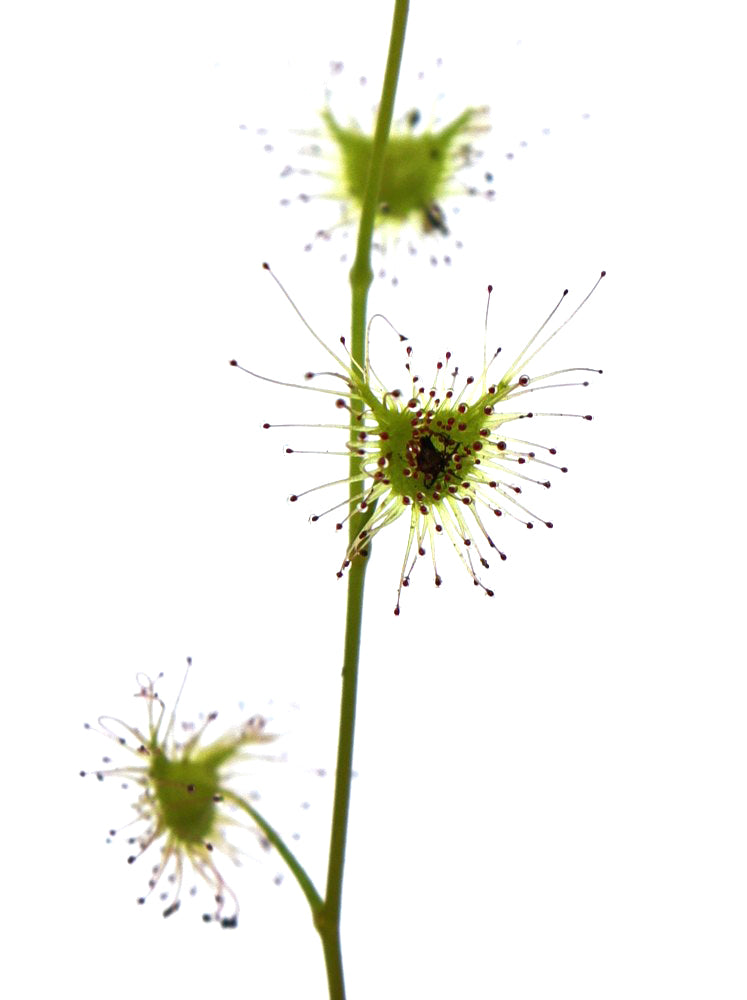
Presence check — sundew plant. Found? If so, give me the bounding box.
[85,3,604,998]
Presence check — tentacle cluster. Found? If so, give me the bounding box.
[81,666,277,926]
[256,62,493,278]
[238,267,605,614]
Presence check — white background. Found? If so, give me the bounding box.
[2,1,745,997]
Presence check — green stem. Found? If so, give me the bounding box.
[225,790,323,916]
[317,2,410,999]
[348,0,410,367]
